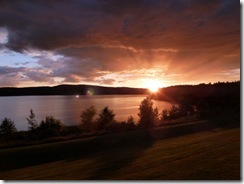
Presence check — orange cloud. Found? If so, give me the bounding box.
[0,0,240,87]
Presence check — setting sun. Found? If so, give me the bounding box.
[144,79,162,93]
[148,85,159,92]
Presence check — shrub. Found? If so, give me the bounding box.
[126,115,135,125]
[38,116,64,138]
[125,115,136,130]
[105,121,136,132]
[169,105,180,119]
[62,125,82,136]
[161,109,170,121]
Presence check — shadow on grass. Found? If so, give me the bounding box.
[0,115,239,176]
[0,129,155,175]
[87,130,154,179]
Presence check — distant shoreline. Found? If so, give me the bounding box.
[0,84,148,96]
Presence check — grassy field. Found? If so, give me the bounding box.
[0,123,240,180]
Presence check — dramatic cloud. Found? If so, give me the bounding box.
[0,0,240,87]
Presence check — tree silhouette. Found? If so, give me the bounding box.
[26,109,38,131]
[0,118,17,136]
[126,115,135,125]
[80,106,97,132]
[138,97,158,128]
[38,116,64,138]
[97,106,115,129]
[153,107,160,125]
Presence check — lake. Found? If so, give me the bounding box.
[0,95,173,131]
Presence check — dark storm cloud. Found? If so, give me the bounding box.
[0,66,25,75]
[0,0,102,51]
[0,0,240,86]
[0,0,239,51]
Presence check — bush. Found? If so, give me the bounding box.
[169,105,180,119]
[161,103,199,122]
[0,118,17,137]
[62,125,82,136]
[105,121,136,133]
[126,115,135,125]
[38,116,64,138]
[125,116,136,130]
[161,109,170,121]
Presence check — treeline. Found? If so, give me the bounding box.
[0,97,160,141]
[152,81,240,118]
[154,81,240,102]
[0,84,147,96]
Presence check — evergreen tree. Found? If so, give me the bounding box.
[26,109,38,131]
[97,106,115,129]
[0,118,17,136]
[138,97,158,128]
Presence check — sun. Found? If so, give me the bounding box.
[144,79,162,93]
[148,85,159,92]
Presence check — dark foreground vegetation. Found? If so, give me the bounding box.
[0,81,240,180]
[0,126,240,180]
[152,81,240,119]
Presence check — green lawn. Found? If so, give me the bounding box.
[0,126,240,180]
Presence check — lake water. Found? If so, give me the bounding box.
[0,95,172,131]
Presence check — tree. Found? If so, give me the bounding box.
[0,118,17,136]
[26,109,38,131]
[153,107,160,125]
[97,106,115,129]
[38,116,64,138]
[138,97,158,128]
[80,106,97,132]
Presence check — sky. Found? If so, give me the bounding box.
[0,0,240,88]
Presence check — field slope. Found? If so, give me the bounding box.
[0,127,240,180]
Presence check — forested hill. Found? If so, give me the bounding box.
[153,81,240,106]
[0,85,148,96]
[0,81,240,98]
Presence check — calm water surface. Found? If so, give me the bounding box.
[0,95,172,131]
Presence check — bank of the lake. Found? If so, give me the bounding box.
[0,95,172,131]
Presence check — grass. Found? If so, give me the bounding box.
[0,119,240,180]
